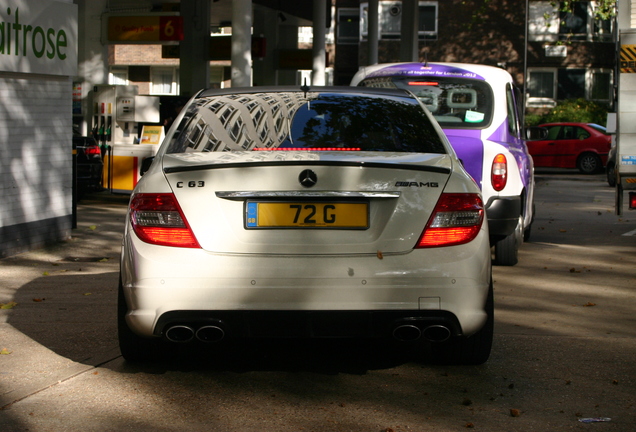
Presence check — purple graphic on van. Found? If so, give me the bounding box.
[365,63,486,81]
[443,130,484,187]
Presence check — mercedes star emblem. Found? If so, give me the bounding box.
[298,169,318,188]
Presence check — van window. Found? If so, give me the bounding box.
[359,76,494,129]
[506,83,521,138]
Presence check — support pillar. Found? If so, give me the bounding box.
[253,7,277,85]
[232,0,253,87]
[180,0,211,96]
[312,0,327,85]
[399,0,419,62]
[367,0,379,65]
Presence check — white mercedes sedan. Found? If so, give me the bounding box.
[118,86,493,365]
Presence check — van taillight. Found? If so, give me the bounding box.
[416,193,484,248]
[130,193,201,248]
[491,153,507,191]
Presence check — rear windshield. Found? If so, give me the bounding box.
[359,76,494,129]
[165,91,446,154]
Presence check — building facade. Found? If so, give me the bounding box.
[333,0,616,112]
[0,0,78,258]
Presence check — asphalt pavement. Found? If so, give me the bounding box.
[1,192,128,408]
[1,173,636,431]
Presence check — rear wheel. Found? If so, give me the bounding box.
[607,163,617,187]
[493,216,522,266]
[118,278,161,362]
[523,205,534,242]
[428,281,494,365]
[577,153,602,174]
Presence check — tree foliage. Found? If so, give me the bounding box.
[551,0,616,20]
[525,98,610,127]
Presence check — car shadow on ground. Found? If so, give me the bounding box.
[113,336,434,376]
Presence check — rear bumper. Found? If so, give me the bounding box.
[155,309,463,340]
[121,228,492,340]
[485,195,521,240]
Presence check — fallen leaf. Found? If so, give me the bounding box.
[32,298,45,302]
[612,380,619,385]
[99,258,109,262]
[83,293,92,296]
[0,302,18,309]
[559,229,567,233]
[42,271,49,276]
[88,225,97,231]
[510,408,521,417]
[0,348,12,355]
[377,250,383,259]
[583,302,596,307]
[465,422,475,428]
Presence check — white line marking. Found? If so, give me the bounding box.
[622,228,636,237]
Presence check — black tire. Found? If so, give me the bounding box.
[493,231,518,266]
[607,163,616,187]
[118,278,161,362]
[428,281,494,365]
[577,153,602,174]
[523,204,535,243]
[523,223,532,243]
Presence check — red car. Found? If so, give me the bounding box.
[526,123,611,174]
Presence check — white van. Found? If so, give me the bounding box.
[352,62,535,265]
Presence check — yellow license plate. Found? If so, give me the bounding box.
[246,202,369,228]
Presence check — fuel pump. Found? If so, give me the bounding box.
[616,29,636,213]
[91,85,160,194]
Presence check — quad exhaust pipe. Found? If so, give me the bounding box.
[393,324,451,343]
[195,325,225,343]
[165,324,226,343]
[165,325,195,343]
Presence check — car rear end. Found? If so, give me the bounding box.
[352,62,535,266]
[119,87,493,364]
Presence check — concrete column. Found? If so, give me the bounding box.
[180,0,211,97]
[231,0,253,87]
[399,0,419,62]
[312,0,327,85]
[277,25,299,85]
[77,0,109,135]
[367,0,379,65]
[253,7,277,85]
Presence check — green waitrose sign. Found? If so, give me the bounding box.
[0,0,77,76]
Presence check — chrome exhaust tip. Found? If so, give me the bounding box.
[422,325,451,343]
[392,324,422,342]
[165,325,195,343]
[195,325,225,343]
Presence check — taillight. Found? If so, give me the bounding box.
[491,153,507,191]
[84,145,102,157]
[129,193,201,248]
[416,193,484,248]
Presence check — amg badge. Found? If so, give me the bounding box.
[395,181,439,187]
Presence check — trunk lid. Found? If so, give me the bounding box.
[162,152,452,255]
